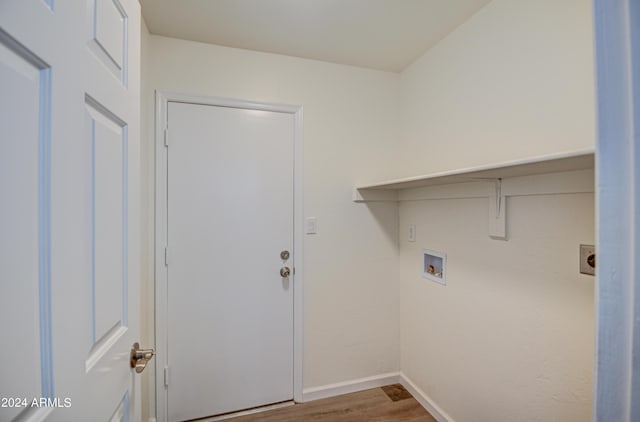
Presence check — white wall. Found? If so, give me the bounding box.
[400,184,595,421]
[397,0,596,420]
[399,0,595,176]
[142,34,402,403]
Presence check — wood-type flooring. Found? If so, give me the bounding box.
[220,384,437,422]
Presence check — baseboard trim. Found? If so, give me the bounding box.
[399,372,454,422]
[301,372,401,402]
[247,371,453,421]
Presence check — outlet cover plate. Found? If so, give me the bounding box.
[580,244,595,276]
[408,224,416,242]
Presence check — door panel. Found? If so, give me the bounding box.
[88,0,128,83]
[166,102,294,422]
[0,25,52,422]
[0,1,140,421]
[87,99,127,347]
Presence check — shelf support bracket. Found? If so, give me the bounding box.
[488,179,507,240]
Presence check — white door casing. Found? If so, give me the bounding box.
[593,0,640,420]
[0,1,141,421]
[155,93,303,422]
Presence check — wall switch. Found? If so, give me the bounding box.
[408,225,416,242]
[580,244,595,276]
[305,217,318,235]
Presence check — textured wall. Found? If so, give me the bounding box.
[399,0,595,177]
[398,0,595,419]
[400,186,595,421]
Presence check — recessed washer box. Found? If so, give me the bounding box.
[423,249,446,285]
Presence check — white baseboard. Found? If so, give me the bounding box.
[301,372,401,402]
[148,418,157,422]
[301,371,453,421]
[399,372,454,422]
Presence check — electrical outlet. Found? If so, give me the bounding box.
[580,244,595,276]
[408,224,416,242]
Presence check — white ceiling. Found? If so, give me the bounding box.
[140,0,492,73]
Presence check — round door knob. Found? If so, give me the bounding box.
[280,267,291,277]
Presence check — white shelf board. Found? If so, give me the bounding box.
[355,149,594,192]
[353,149,595,240]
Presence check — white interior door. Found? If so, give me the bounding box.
[0,1,141,421]
[164,101,295,422]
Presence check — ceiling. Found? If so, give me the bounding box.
[140,0,492,73]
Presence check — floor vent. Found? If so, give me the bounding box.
[381,384,413,402]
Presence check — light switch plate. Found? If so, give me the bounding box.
[305,217,317,235]
[580,244,595,276]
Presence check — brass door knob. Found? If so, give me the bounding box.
[130,342,155,374]
[280,267,291,277]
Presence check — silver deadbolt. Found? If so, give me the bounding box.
[280,250,290,260]
[280,267,291,277]
[130,342,155,374]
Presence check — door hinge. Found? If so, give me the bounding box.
[164,128,169,147]
[164,247,169,266]
[164,366,169,387]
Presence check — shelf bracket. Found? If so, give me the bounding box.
[488,179,507,240]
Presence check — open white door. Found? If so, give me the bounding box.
[0,1,142,421]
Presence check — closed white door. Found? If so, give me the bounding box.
[164,101,295,422]
[0,1,141,421]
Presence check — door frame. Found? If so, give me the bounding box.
[154,91,304,421]
[592,0,640,420]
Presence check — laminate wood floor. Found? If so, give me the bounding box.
[222,384,437,422]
